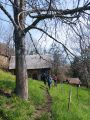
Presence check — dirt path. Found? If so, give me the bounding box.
[32,87,52,120]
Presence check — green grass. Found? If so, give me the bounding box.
[0,70,15,93]
[0,70,46,120]
[0,69,90,120]
[50,84,90,120]
[28,79,46,106]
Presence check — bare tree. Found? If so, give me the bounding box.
[69,20,90,86]
[0,0,90,99]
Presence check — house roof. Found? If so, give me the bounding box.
[9,54,53,70]
[67,78,81,85]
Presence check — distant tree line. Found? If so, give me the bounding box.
[71,46,90,87]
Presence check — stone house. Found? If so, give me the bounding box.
[0,43,9,69]
[0,43,14,69]
[9,54,53,80]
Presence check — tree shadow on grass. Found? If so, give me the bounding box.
[0,80,15,98]
[40,85,46,90]
[0,109,9,120]
[0,89,11,98]
[0,80,15,89]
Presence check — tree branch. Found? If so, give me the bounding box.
[30,27,77,57]
[28,31,53,63]
[8,0,14,5]
[27,4,90,16]
[24,3,90,33]
[0,3,17,28]
[24,18,42,33]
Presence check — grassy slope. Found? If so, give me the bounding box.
[50,84,90,120]
[0,70,90,120]
[0,70,45,120]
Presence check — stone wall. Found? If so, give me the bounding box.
[0,55,9,69]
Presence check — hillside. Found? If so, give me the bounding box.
[0,70,48,120]
[50,84,90,120]
[0,70,90,120]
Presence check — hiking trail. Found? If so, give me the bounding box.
[32,86,52,120]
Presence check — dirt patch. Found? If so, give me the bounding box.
[0,89,11,98]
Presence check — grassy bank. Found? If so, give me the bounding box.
[0,70,46,120]
[0,70,90,120]
[50,84,90,120]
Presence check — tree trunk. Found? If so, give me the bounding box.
[13,0,28,100]
[14,29,28,100]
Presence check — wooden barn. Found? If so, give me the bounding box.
[67,78,81,86]
[9,54,53,80]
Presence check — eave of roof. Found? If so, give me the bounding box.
[9,54,53,70]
